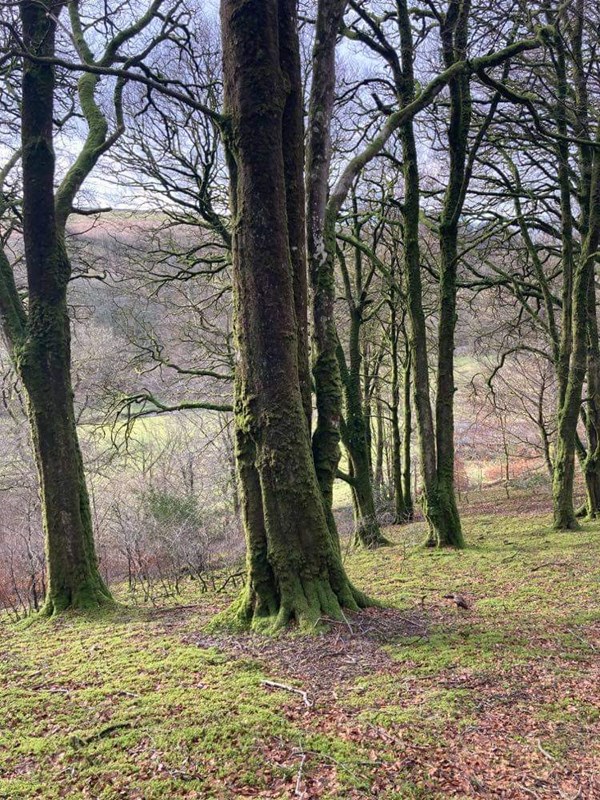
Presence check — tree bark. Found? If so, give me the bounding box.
[335,215,387,547]
[306,0,348,533]
[402,350,414,520]
[390,303,407,523]
[582,279,600,517]
[337,326,388,547]
[279,0,311,427]
[398,0,463,546]
[374,396,385,490]
[16,0,111,613]
[219,0,368,631]
[431,0,471,547]
[552,6,600,529]
[552,159,600,528]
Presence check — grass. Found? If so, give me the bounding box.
[1,492,599,798]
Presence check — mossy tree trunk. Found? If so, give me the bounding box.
[279,0,312,429]
[219,0,368,631]
[337,323,388,548]
[552,6,600,529]
[306,0,348,534]
[335,214,387,548]
[390,298,408,524]
[14,1,111,613]
[402,350,414,520]
[579,271,600,517]
[573,7,600,521]
[383,253,413,523]
[552,250,597,529]
[397,0,464,547]
[1,0,160,612]
[552,159,600,528]
[548,19,578,529]
[373,396,385,491]
[430,0,473,547]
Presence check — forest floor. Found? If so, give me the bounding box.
[1,490,599,799]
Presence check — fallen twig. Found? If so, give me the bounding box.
[339,608,354,634]
[290,747,374,782]
[294,751,307,796]
[71,722,133,749]
[566,628,597,652]
[537,739,556,762]
[530,561,567,572]
[261,680,312,708]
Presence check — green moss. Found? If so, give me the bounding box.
[1,502,599,796]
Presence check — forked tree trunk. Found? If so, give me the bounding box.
[15,1,111,614]
[219,0,368,631]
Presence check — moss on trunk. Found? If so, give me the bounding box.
[218,0,371,631]
[16,1,112,614]
[306,0,348,531]
[337,315,388,549]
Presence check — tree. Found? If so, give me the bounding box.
[0,0,177,613]
[0,1,112,613]
[306,0,474,548]
[335,190,391,546]
[465,0,600,527]
[309,0,543,547]
[218,0,369,631]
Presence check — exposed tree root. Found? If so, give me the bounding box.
[40,585,115,617]
[211,574,374,635]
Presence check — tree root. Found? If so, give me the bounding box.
[209,574,375,635]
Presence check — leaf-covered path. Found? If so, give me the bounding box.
[1,496,599,799]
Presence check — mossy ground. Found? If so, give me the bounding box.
[1,489,599,798]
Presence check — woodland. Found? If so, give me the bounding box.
[0,0,599,798]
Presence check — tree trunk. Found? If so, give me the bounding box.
[338,315,388,548]
[219,0,368,631]
[573,6,600,521]
[402,352,414,520]
[431,0,471,548]
[553,248,598,529]
[390,305,407,523]
[396,79,453,542]
[306,0,347,530]
[553,128,600,529]
[581,271,600,516]
[16,1,111,614]
[374,396,385,490]
[279,0,311,427]
[400,111,450,545]
[551,9,585,529]
[434,230,464,546]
